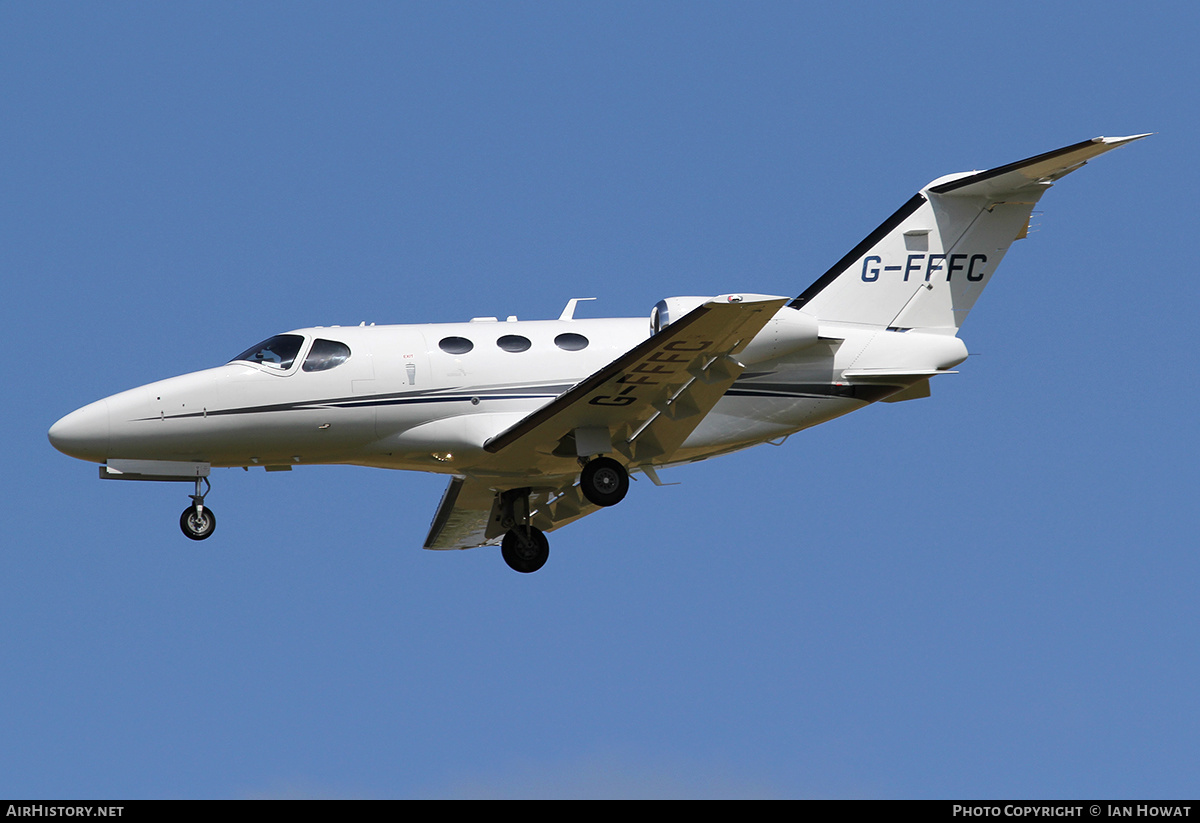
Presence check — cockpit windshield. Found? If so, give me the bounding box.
[230,334,305,369]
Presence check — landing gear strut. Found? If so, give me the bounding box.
[579,456,629,507]
[180,476,216,541]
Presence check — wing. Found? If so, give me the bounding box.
[424,294,787,551]
[481,294,788,467]
[423,475,602,550]
[423,476,497,550]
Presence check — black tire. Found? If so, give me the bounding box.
[579,456,629,507]
[501,527,549,573]
[180,505,216,541]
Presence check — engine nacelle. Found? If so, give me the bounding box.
[650,295,820,365]
[737,305,821,365]
[650,296,713,335]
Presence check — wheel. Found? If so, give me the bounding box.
[579,456,629,507]
[180,505,216,540]
[502,527,549,573]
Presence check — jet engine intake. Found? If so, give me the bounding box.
[649,296,713,335]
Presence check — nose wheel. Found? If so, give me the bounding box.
[179,476,216,540]
[180,504,216,540]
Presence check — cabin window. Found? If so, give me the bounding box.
[302,339,351,372]
[439,336,474,355]
[554,333,589,351]
[497,334,532,353]
[230,334,305,369]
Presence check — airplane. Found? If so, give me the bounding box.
[48,134,1147,573]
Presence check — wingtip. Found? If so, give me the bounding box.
[1095,133,1153,145]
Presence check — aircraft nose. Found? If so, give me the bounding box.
[48,400,111,462]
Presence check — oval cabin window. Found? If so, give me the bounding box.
[497,335,532,353]
[438,336,474,355]
[554,333,589,351]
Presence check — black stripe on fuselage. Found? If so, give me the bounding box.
[140,383,571,422]
[144,378,897,424]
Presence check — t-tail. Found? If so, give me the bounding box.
[790,134,1149,331]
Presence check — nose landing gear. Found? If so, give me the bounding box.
[180,476,216,541]
[180,504,216,540]
[98,460,217,542]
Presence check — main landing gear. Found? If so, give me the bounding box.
[497,458,631,573]
[579,456,629,508]
[502,526,549,573]
[496,488,548,573]
[180,476,216,541]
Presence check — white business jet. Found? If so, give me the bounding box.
[48,135,1146,572]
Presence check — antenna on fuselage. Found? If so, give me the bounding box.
[559,297,596,321]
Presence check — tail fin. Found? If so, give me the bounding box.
[791,134,1148,330]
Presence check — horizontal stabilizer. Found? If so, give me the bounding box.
[841,368,957,379]
[879,380,931,403]
[927,134,1150,198]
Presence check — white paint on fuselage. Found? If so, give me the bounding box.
[51,312,968,481]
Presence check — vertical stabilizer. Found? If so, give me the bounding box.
[790,135,1148,330]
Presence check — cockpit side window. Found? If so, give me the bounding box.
[230,334,305,369]
[302,339,351,372]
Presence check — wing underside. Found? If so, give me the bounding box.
[423,475,602,550]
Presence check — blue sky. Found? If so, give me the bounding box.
[3,2,1196,799]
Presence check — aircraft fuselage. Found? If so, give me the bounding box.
[49,311,966,481]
